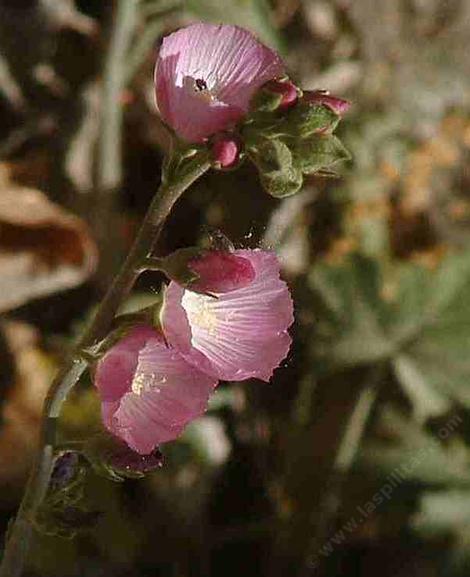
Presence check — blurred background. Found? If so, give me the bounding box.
[1,0,470,575]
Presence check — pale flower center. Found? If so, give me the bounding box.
[131,371,167,396]
[181,290,219,341]
[182,75,218,103]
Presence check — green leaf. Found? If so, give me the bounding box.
[250,139,303,198]
[311,255,393,369]
[249,88,284,114]
[253,139,293,173]
[413,490,470,536]
[358,407,470,486]
[245,104,342,144]
[310,252,470,417]
[286,103,340,138]
[260,167,303,198]
[293,134,351,175]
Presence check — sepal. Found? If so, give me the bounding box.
[285,102,340,137]
[162,140,210,186]
[249,139,303,198]
[82,301,163,365]
[292,134,351,175]
[83,433,163,482]
[149,247,256,293]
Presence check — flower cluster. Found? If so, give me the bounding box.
[95,249,293,455]
[94,22,348,456]
[155,22,350,183]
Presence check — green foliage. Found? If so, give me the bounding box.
[292,134,351,175]
[286,103,340,138]
[311,253,470,418]
[250,88,284,114]
[246,102,350,197]
[358,408,470,486]
[414,490,470,536]
[249,139,303,198]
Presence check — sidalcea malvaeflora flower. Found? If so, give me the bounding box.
[161,249,294,382]
[155,22,284,143]
[95,325,217,455]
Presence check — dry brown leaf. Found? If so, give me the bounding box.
[0,321,56,496]
[0,185,97,312]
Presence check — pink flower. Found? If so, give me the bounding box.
[95,325,217,455]
[161,249,294,382]
[155,23,284,143]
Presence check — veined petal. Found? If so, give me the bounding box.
[155,23,284,142]
[95,325,156,402]
[162,249,294,381]
[95,326,217,455]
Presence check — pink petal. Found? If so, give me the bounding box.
[189,250,255,293]
[161,249,294,382]
[155,23,284,142]
[95,326,217,455]
[95,325,157,402]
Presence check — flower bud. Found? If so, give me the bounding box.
[159,247,255,293]
[107,441,164,475]
[303,90,351,116]
[264,79,299,110]
[188,250,255,293]
[211,135,242,169]
[51,451,81,490]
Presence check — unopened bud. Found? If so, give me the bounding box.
[211,135,242,169]
[107,441,164,475]
[159,247,255,293]
[264,79,299,110]
[51,451,81,490]
[303,90,351,116]
[188,250,255,293]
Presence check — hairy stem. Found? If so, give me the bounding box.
[0,152,210,577]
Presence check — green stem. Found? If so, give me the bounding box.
[137,256,165,272]
[0,153,210,577]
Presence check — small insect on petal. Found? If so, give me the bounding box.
[161,249,294,382]
[155,23,284,142]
